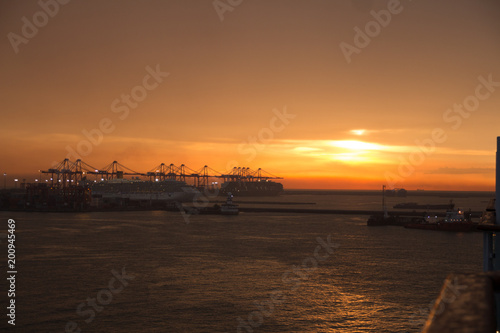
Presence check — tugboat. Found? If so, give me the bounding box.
[220,192,239,215]
[404,208,478,232]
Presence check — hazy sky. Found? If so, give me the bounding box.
[1,0,500,190]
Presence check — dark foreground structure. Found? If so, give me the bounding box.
[422,272,498,332]
[423,137,500,332]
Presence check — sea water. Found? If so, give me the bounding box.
[0,192,486,332]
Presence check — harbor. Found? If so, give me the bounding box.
[0,159,284,212]
[2,0,500,331]
[0,184,488,219]
[0,157,497,332]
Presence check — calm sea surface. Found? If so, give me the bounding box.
[0,192,487,332]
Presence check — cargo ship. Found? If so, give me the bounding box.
[393,201,455,210]
[385,188,407,197]
[219,180,283,196]
[404,208,478,232]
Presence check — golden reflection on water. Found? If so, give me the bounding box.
[300,284,385,331]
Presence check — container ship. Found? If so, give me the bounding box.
[219,180,283,196]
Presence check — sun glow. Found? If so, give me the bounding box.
[350,129,366,136]
[331,152,367,162]
[294,147,322,152]
[329,140,384,151]
[288,139,397,164]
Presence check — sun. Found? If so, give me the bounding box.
[350,129,366,136]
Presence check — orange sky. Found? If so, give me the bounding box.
[1,0,499,190]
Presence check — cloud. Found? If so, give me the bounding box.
[425,167,495,175]
[437,147,494,156]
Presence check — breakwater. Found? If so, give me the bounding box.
[238,207,483,218]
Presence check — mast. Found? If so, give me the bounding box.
[383,185,388,218]
[495,137,500,269]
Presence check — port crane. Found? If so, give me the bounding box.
[40,159,282,188]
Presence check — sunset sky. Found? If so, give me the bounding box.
[1,0,499,190]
